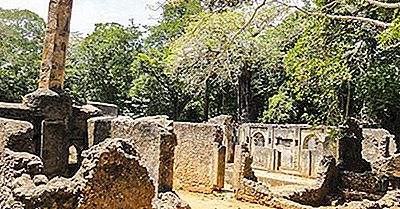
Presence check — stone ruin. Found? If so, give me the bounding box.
[2,101,400,208]
[230,121,400,208]
[1,0,400,208]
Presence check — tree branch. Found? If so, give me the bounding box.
[366,0,400,9]
[230,0,268,43]
[275,1,394,28]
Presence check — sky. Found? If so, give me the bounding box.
[0,0,163,35]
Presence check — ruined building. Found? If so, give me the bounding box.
[1,0,400,208]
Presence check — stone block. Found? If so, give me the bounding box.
[7,138,156,209]
[76,138,155,209]
[362,129,397,169]
[288,156,338,206]
[87,101,118,116]
[69,105,102,145]
[340,171,388,194]
[252,146,274,171]
[0,102,32,122]
[87,116,115,148]
[0,118,34,153]
[173,122,225,193]
[110,116,176,193]
[41,120,68,178]
[23,89,72,121]
[208,115,234,163]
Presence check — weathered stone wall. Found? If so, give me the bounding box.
[0,103,32,122]
[87,101,118,116]
[288,156,338,206]
[362,129,397,169]
[208,115,234,163]
[340,171,388,195]
[0,120,43,209]
[5,138,157,209]
[0,118,34,153]
[87,116,115,148]
[69,105,102,148]
[76,138,155,209]
[232,144,297,209]
[173,122,225,193]
[239,123,332,178]
[110,116,176,194]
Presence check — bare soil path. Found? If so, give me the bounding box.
[176,190,272,209]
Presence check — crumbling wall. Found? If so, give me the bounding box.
[173,122,225,193]
[111,116,176,193]
[231,144,306,209]
[76,138,156,209]
[0,118,40,209]
[0,103,32,122]
[87,116,115,148]
[6,138,157,209]
[362,129,397,170]
[208,115,234,163]
[288,156,338,206]
[0,118,34,153]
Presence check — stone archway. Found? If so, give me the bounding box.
[252,131,266,147]
[302,134,320,176]
[303,134,319,150]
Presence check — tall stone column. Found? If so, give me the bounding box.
[38,0,73,90]
[23,0,74,177]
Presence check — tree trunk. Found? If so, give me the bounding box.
[237,68,252,123]
[203,78,210,121]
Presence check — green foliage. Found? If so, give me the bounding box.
[378,12,400,49]
[1,0,399,132]
[169,6,283,84]
[65,23,142,112]
[128,49,192,119]
[0,8,45,102]
[260,91,296,123]
[146,0,203,49]
[283,18,351,125]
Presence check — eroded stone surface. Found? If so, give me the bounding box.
[153,192,191,209]
[87,116,115,148]
[0,118,34,153]
[208,115,234,163]
[3,138,156,209]
[76,138,155,209]
[173,122,225,193]
[0,103,32,122]
[110,116,176,194]
[288,156,338,206]
[87,101,118,116]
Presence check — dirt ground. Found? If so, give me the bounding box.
[176,190,272,209]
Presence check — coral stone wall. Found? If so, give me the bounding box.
[110,116,176,193]
[77,139,155,209]
[173,122,225,193]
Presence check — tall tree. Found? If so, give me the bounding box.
[168,4,285,122]
[65,22,142,112]
[0,8,45,102]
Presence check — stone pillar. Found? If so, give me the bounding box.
[87,116,115,148]
[23,89,72,177]
[208,115,234,163]
[41,120,68,177]
[38,0,73,90]
[173,122,226,193]
[232,144,257,192]
[214,144,226,189]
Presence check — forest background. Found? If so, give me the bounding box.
[0,0,399,140]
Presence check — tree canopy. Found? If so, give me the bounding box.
[0,0,399,138]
